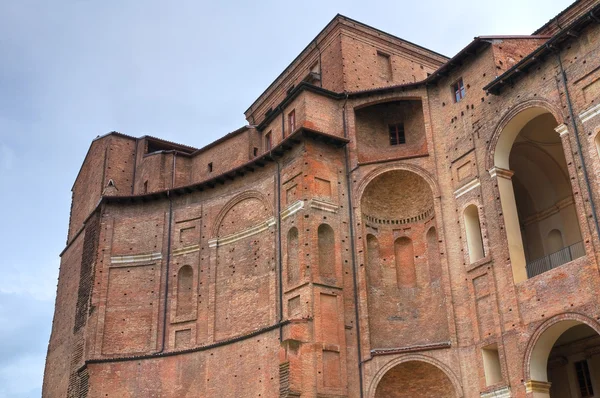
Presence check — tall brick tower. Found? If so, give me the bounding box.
[44,1,600,397]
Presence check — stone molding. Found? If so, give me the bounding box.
[579,103,600,124]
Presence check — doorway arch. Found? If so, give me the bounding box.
[525,314,600,397]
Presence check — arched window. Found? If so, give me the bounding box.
[318,224,335,278]
[464,205,485,263]
[395,237,416,288]
[546,229,564,254]
[366,234,381,288]
[427,227,442,283]
[287,227,299,284]
[176,265,193,317]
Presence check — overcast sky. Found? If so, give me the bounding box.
[0,0,573,396]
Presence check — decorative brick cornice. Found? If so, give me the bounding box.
[370,341,451,356]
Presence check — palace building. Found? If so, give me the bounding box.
[43,0,600,396]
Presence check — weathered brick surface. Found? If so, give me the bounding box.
[45,3,600,397]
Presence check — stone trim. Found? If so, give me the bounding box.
[579,103,600,124]
[488,167,514,180]
[309,199,338,213]
[480,386,511,398]
[110,252,162,264]
[554,123,569,136]
[281,200,304,220]
[454,178,481,198]
[208,217,276,247]
[172,245,200,256]
[524,380,551,393]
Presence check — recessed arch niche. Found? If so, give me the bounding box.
[361,169,448,349]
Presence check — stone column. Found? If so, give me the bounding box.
[489,167,528,283]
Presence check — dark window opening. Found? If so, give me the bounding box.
[253,147,258,157]
[575,360,594,397]
[288,110,296,134]
[388,123,406,146]
[452,78,466,102]
[265,132,272,151]
[143,180,148,193]
[208,162,213,173]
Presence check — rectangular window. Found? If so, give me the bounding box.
[288,110,296,134]
[575,360,594,397]
[265,132,272,151]
[452,78,466,102]
[388,123,406,146]
[208,162,213,173]
[253,147,258,157]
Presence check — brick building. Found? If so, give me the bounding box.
[43,0,600,396]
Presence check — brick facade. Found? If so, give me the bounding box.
[44,2,600,397]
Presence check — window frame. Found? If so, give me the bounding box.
[388,123,406,146]
[452,78,466,103]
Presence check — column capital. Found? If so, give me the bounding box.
[489,167,514,180]
[555,123,569,137]
[524,380,551,393]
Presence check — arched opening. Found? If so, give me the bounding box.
[360,169,448,349]
[176,265,193,317]
[528,319,600,397]
[366,234,381,289]
[595,131,600,160]
[427,227,441,283]
[287,227,299,284]
[463,205,485,263]
[493,109,583,282]
[395,237,416,288]
[318,224,335,279]
[374,360,457,398]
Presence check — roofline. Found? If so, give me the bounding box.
[103,127,348,204]
[256,82,343,131]
[249,34,556,124]
[484,4,600,94]
[244,13,450,116]
[532,0,589,35]
[71,131,137,191]
[189,125,252,156]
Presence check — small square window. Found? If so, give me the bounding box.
[452,78,466,102]
[389,123,406,146]
[265,132,272,151]
[288,110,296,134]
